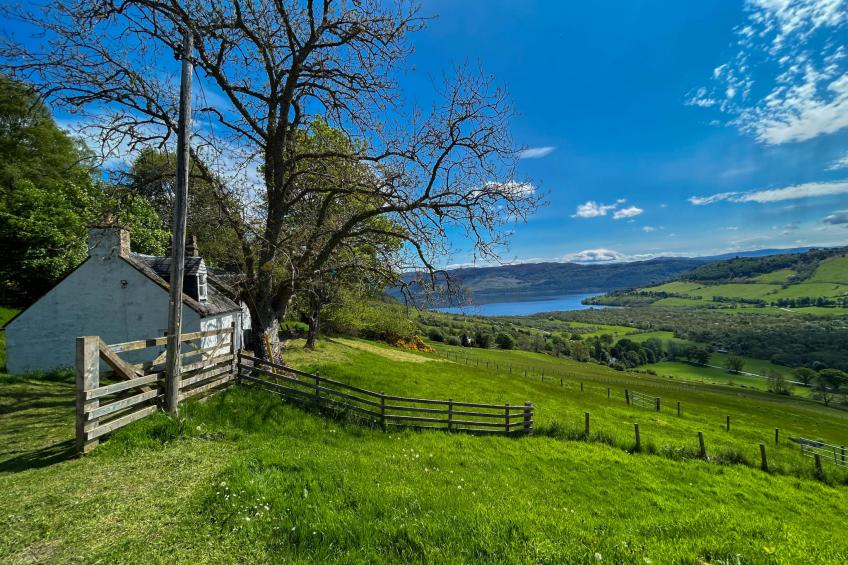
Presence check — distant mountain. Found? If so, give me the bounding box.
[401,257,707,305]
[397,247,829,306]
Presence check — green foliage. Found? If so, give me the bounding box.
[0,76,172,303]
[767,370,790,395]
[494,332,514,350]
[725,356,746,374]
[794,367,817,386]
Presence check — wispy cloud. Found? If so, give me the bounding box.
[613,206,644,220]
[517,146,556,159]
[827,152,848,171]
[822,210,848,225]
[571,198,626,218]
[689,180,848,205]
[689,0,848,145]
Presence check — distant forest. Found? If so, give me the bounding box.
[680,247,847,283]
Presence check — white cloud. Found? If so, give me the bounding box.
[822,209,848,224]
[612,206,644,220]
[571,198,626,218]
[826,152,848,170]
[517,146,556,159]
[563,249,624,263]
[689,180,848,204]
[642,226,657,232]
[689,0,848,144]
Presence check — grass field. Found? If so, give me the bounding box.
[2,337,848,563]
[638,257,848,308]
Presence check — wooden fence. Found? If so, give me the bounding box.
[237,353,534,436]
[75,326,236,453]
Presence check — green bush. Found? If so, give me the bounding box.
[495,332,514,350]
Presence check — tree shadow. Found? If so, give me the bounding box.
[0,439,76,473]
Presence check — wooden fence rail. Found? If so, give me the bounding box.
[76,326,236,453]
[237,353,534,436]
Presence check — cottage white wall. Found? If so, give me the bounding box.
[6,256,202,373]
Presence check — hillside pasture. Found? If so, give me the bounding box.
[1,339,848,563]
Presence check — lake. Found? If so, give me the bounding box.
[436,293,608,316]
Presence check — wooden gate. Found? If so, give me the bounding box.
[75,326,235,453]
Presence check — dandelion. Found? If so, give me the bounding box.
[594,552,602,561]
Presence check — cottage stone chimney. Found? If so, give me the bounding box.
[186,235,200,257]
[88,225,131,259]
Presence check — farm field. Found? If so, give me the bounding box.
[1,338,848,563]
[633,255,848,307]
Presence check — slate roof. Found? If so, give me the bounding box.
[126,253,240,317]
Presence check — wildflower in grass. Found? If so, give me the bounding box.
[594,552,602,561]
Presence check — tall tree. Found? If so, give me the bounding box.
[2,1,539,358]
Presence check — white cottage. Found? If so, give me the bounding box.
[5,225,249,374]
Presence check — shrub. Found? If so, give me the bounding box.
[427,329,445,342]
[495,332,514,350]
[445,336,461,346]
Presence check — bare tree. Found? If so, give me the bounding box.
[1,0,540,358]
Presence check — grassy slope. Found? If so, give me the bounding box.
[638,257,848,308]
[2,340,848,564]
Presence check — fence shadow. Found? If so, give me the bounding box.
[0,439,76,473]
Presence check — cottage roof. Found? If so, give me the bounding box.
[126,253,240,317]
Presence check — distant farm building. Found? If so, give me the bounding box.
[5,225,249,373]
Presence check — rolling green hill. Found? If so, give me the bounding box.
[590,249,848,310]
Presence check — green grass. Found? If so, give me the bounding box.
[2,339,848,563]
[806,256,848,284]
[753,269,796,283]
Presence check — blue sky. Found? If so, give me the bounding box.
[405,0,848,266]
[4,1,847,267]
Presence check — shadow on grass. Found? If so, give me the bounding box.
[0,439,76,473]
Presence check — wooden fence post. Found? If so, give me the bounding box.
[584,412,590,437]
[448,398,453,432]
[314,372,321,410]
[580,382,584,392]
[560,377,563,387]
[759,444,768,472]
[677,401,680,417]
[634,422,641,452]
[380,392,386,430]
[814,454,823,478]
[698,431,707,459]
[842,446,846,465]
[524,402,533,435]
[655,397,660,412]
[76,336,100,455]
[607,387,610,399]
[775,428,779,446]
[625,389,630,405]
[726,415,730,432]
[504,404,510,433]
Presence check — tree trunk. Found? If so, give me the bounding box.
[306,298,320,350]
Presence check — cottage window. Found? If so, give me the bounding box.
[198,273,208,301]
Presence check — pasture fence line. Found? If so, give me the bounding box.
[237,353,534,436]
[76,326,236,454]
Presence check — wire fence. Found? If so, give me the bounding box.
[628,389,659,411]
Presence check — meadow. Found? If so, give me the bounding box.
[2,336,848,563]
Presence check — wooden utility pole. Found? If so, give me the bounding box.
[165,30,194,414]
